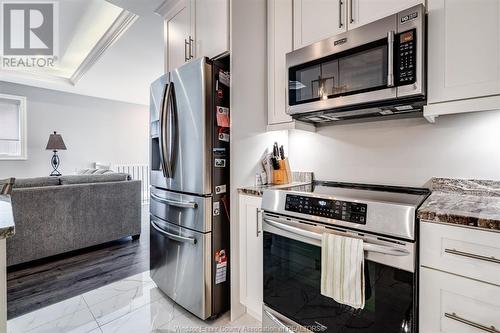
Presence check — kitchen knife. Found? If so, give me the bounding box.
[273,142,279,158]
[279,145,285,160]
[271,157,280,170]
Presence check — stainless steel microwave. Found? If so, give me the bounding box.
[286,4,426,124]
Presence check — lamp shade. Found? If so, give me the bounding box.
[46,131,67,150]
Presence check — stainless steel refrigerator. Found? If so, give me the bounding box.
[149,57,230,320]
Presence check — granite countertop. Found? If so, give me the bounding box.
[0,195,15,239]
[238,171,313,196]
[238,181,313,196]
[417,178,500,232]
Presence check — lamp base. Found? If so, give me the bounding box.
[50,151,62,177]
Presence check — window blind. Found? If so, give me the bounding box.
[0,99,20,141]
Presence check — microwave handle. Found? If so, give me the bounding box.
[387,31,395,87]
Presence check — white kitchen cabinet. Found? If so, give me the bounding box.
[164,0,193,72]
[293,0,347,50]
[268,0,293,126]
[425,0,500,120]
[238,194,263,321]
[420,267,500,333]
[347,0,422,30]
[419,221,500,332]
[421,222,500,286]
[293,0,423,49]
[194,0,229,60]
[267,0,316,132]
[163,0,229,72]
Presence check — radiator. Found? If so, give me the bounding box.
[115,164,150,204]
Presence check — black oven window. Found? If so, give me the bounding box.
[263,232,415,333]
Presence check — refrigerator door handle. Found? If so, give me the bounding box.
[165,82,177,178]
[151,193,198,209]
[161,82,174,178]
[158,83,170,178]
[150,220,197,244]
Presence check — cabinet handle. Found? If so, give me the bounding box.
[338,0,344,28]
[349,0,354,23]
[445,313,499,333]
[184,38,190,62]
[444,248,500,265]
[256,208,263,237]
[188,36,194,60]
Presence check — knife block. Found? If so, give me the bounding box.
[273,159,292,185]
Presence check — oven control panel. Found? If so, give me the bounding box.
[396,29,417,85]
[285,194,367,224]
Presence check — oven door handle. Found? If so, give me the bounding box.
[264,218,410,257]
[263,309,295,333]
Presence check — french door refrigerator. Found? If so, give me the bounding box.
[149,57,230,320]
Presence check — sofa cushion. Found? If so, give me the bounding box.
[59,173,130,185]
[14,177,60,188]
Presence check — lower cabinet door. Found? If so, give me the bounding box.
[238,194,263,320]
[420,267,500,333]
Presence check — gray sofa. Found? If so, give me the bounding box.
[7,173,141,266]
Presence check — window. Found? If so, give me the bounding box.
[0,94,27,160]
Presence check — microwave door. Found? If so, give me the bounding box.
[288,35,397,116]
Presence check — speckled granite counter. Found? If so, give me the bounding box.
[0,195,15,239]
[417,178,500,231]
[238,172,313,196]
[238,182,314,196]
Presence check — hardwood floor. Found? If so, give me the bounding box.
[7,206,150,319]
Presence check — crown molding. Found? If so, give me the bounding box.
[69,9,138,84]
[154,0,181,18]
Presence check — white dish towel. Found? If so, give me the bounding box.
[321,233,365,309]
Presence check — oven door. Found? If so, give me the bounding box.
[262,215,416,333]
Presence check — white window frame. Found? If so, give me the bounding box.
[0,94,27,160]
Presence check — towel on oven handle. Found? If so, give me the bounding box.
[320,233,365,309]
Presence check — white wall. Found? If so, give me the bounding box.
[0,81,149,178]
[288,110,500,187]
[229,0,288,321]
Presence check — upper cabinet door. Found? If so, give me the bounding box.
[268,0,293,125]
[347,0,422,30]
[293,0,347,50]
[165,1,193,72]
[428,0,500,104]
[194,0,229,59]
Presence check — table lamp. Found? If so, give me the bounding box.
[46,131,67,176]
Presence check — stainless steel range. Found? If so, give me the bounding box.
[261,181,429,333]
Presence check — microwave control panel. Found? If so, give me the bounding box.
[396,29,417,85]
[285,194,367,224]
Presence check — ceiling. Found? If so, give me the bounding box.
[0,0,165,105]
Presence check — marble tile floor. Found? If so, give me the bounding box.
[7,271,261,333]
